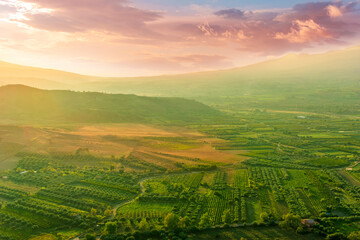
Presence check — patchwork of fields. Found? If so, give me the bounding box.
[117,167,360,225]
[0,110,359,239]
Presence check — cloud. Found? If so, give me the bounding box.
[0,2,16,16]
[214,8,246,19]
[197,23,218,37]
[274,19,330,43]
[11,0,162,37]
[326,5,343,18]
[189,1,360,54]
[0,0,359,75]
[5,0,359,49]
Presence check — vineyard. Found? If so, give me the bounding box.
[0,109,359,239]
[0,153,143,239]
[117,167,360,228]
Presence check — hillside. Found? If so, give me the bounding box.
[0,85,221,124]
[0,61,97,89]
[83,45,359,92]
[1,46,359,115]
[82,46,360,115]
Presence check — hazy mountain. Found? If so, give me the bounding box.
[83,45,360,98]
[0,61,97,89]
[83,45,359,115]
[0,46,359,115]
[1,46,359,96]
[0,85,221,124]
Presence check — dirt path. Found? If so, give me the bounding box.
[109,177,148,220]
[71,176,150,240]
[71,170,220,239]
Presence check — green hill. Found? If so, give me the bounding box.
[0,61,95,89]
[0,85,221,124]
[1,45,359,115]
[84,45,359,94]
[84,46,359,115]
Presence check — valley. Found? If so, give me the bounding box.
[0,107,359,240]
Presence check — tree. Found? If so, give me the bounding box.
[164,213,179,230]
[104,209,112,217]
[199,212,211,228]
[85,234,96,240]
[138,218,149,231]
[348,231,360,240]
[222,209,231,224]
[260,212,276,224]
[105,221,117,235]
[279,213,301,230]
[326,232,347,240]
[90,208,97,216]
[179,216,191,229]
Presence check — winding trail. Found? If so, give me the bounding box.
[71,170,221,239]
[71,177,151,240]
[109,177,148,220]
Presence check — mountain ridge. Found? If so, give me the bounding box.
[0,84,222,124]
[1,45,359,89]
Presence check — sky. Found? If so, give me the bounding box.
[0,0,359,77]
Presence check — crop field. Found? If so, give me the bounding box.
[0,110,359,239]
[117,166,359,223]
[195,226,323,240]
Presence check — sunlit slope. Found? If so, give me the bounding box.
[85,46,359,114]
[86,45,360,97]
[0,46,359,114]
[0,85,221,124]
[0,61,96,89]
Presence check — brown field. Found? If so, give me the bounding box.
[153,145,247,165]
[0,124,246,171]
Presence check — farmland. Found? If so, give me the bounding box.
[0,108,359,239]
[0,2,360,239]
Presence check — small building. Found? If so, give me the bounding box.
[346,168,353,171]
[302,219,315,227]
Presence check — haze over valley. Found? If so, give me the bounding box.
[0,0,359,240]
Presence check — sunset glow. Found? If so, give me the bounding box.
[0,0,359,76]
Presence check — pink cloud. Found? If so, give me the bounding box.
[274,19,331,43]
[19,0,162,37]
[6,0,359,53]
[185,1,360,54]
[1,0,359,75]
[326,5,343,18]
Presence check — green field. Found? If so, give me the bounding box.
[0,108,359,240]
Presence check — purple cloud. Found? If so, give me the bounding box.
[214,8,246,19]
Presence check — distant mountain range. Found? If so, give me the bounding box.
[82,45,360,99]
[0,85,221,124]
[1,45,359,115]
[1,46,359,95]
